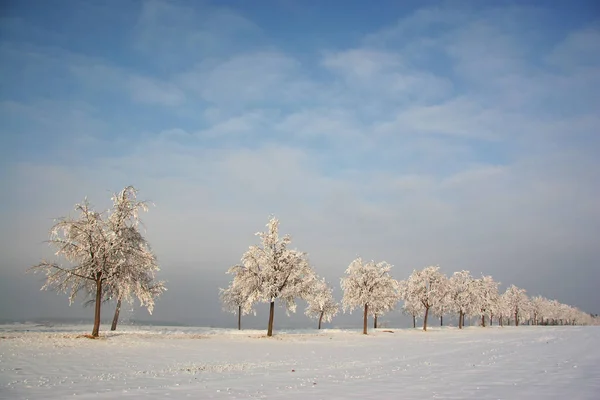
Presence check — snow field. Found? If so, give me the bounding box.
[1,325,599,399]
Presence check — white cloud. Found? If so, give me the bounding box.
[178,51,313,107]
[546,27,600,70]
[127,75,185,106]
[375,97,502,140]
[132,0,263,66]
[322,49,402,78]
[321,48,453,106]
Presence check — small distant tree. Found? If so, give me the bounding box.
[341,257,399,335]
[496,292,513,326]
[399,279,423,328]
[221,258,263,330]
[430,274,450,327]
[239,217,316,337]
[471,275,499,328]
[305,277,339,329]
[220,280,255,330]
[503,285,528,326]
[28,186,164,337]
[370,284,399,329]
[404,301,423,328]
[530,295,549,325]
[448,270,475,329]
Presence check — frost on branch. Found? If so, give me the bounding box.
[237,216,316,336]
[341,257,399,334]
[304,277,339,329]
[28,186,164,337]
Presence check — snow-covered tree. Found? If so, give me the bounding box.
[503,285,528,326]
[530,295,546,325]
[448,270,475,329]
[496,291,513,326]
[403,266,446,331]
[28,186,164,337]
[369,284,400,329]
[105,187,165,331]
[238,217,316,336]
[430,274,451,327]
[220,273,256,330]
[341,257,399,334]
[398,280,423,328]
[470,275,500,327]
[221,257,263,331]
[305,277,339,329]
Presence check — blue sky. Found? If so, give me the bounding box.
[1,0,599,326]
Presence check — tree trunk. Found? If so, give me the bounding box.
[423,307,429,331]
[92,279,102,337]
[500,316,503,326]
[412,314,416,328]
[515,310,519,326]
[111,298,122,331]
[440,315,443,327]
[481,315,486,327]
[490,314,493,326]
[267,301,275,337]
[374,314,378,329]
[318,311,324,330]
[459,311,463,329]
[363,304,368,335]
[238,305,241,330]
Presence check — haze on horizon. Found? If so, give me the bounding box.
[1,0,599,328]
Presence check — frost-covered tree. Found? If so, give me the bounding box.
[532,296,560,325]
[503,285,528,326]
[28,186,164,337]
[496,291,513,326]
[221,258,263,331]
[430,274,450,327]
[519,296,533,325]
[471,275,500,327]
[448,270,475,329]
[403,266,446,331]
[398,279,423,328]
[238,217,316,336]
[220,279,255,330]
[341,258,399,334]
[105,187,165,331]
[220,256,264,330]
[369,285,400,329]
[305,277,339,329]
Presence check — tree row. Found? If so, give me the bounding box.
[222,217,597,335]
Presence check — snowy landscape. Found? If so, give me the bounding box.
[2,324,599,399]
[3,1,600,399]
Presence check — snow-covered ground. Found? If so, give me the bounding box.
[1,324,598,399]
